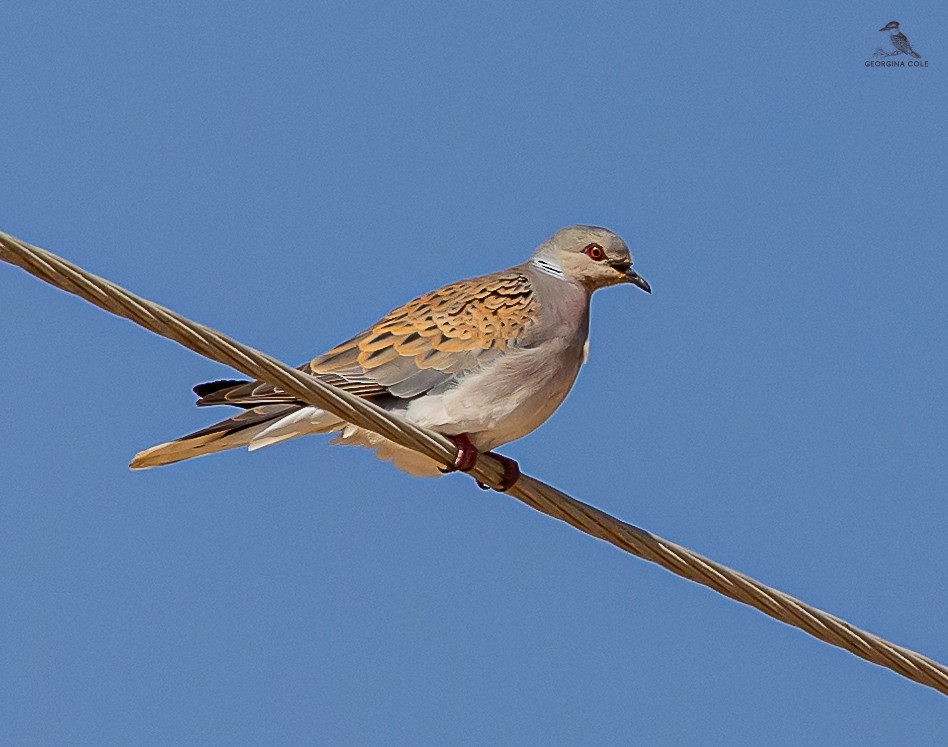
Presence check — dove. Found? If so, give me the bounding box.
[130,225,650,490]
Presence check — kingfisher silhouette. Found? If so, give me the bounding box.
[879,21,922,58]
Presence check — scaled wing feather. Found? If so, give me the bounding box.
[193,270,538,408]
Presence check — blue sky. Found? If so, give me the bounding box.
[1,2,946,744]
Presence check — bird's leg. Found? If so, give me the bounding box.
[439,435,520,492]
[440,433,480,473]
[478,452,521,492]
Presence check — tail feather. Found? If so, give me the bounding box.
[129,404,300,470]
[247,407,340,451]
[130,401,446,476]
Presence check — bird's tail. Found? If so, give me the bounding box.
[129,404,306,469]
[910,48,921,58]
[131,399,446,477]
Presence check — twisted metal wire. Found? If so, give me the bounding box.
[2,229,946,696]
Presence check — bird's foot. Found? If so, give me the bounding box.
[476,452,521,493]
[439,434,480,473]
[439,435,521,492]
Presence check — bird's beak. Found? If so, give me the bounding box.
[609,260,651,293]
[625,269,651,294]
[879,25,889,31]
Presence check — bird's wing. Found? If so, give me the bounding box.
[191,364,389,407]
[893,32,920,56]
[194,270,539,406]
[902,37,921,57]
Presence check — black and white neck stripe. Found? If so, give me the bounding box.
[531,257,565,279]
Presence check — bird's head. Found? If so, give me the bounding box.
[880,21,900,32]
[532,225,650,293]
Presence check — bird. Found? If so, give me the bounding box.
[879,21,921,58]
[130,224,651,490]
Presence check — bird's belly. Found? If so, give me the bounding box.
[404,343,585,452]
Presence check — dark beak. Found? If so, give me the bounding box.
[625,269,651,294]
[609,260,651,293]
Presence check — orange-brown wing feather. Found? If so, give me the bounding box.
[193,362,388,408]
[194,270,537,407]
[311,271,537,396]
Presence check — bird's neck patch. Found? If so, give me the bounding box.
[531,257,565,279]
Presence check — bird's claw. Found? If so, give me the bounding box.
[439,434,480,474]
[440,434,521,492]
[484,452,521,492]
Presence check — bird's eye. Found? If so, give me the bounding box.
[584,243,606,261]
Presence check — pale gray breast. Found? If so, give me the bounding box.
[518,265,591,353]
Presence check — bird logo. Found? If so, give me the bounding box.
[875,21,922,59]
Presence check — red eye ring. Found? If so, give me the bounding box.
[584,243,606,261]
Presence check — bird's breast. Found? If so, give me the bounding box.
[403,334,587,451]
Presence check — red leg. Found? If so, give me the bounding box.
[485,452,520,492]
[474,452,520,491]
[439,433,479,473]
[439,435,520,492]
